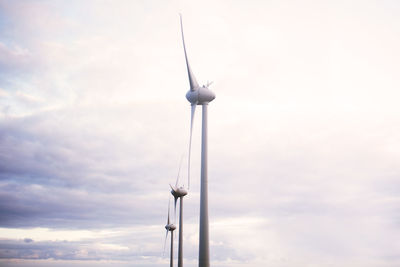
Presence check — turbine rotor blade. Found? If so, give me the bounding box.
[188,103,196,189]
[168,189,177,224]
[180,14,199,91]
[163,230,169,256]
[175,155,184,187]
[169,186,178,223]
[169,183,175,191]
[174,196,178,223]
[167,198,171,225]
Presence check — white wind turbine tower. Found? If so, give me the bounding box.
[180,15,215,267]
[163,198,176,267]
[170,158,188,267]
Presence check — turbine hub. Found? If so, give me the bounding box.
[186,86,215,105]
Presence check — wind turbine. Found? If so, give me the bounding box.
[163,198,176,267]
[180,14,215,267]
[170,157,188,267]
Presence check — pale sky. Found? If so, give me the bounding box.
[1,0,400,266]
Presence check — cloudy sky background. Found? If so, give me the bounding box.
[1,0,400,266]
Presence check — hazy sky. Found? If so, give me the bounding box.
[1,0,400,266]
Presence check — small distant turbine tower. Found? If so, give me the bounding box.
[180,15,215,267]
[170,158,188,267]
[163,199,176,267]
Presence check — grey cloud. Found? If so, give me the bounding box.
[0,239,122,261]
[0,104,188,229]
[0,228,243,264]
[0,171,170,229]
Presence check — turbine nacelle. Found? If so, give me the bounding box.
[170,185,188,198]
[186,86,216,105]
[165,223,176,231]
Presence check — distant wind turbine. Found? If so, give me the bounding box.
[170,157,188,267]
[180,14,215,267]
[163,198,176,267]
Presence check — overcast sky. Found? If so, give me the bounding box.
[1,0,400,266]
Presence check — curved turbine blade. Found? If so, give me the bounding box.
[175,155,184,187]
[188,103,196,189]
[169,184,178,222]
[180,14,199,91]
[167,197,171,225]
[174,196,178,223]
[169,183,176,191]
[163,230,169,256]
